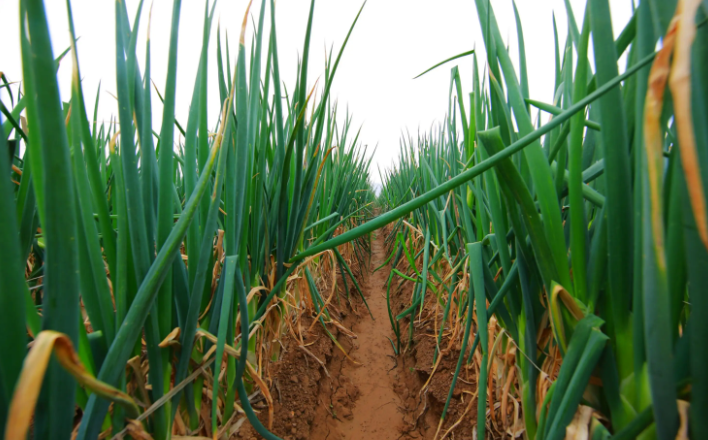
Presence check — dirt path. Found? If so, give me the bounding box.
[337,228,404,439]
[240,226,473,440]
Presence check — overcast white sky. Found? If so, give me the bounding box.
[1,1,633,186]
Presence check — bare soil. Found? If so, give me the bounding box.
[336,230,404,440]
[239,227,479,439]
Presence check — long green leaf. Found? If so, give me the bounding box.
[294,51,656,261]
[21,1,80,438]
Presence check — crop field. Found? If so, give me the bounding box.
[1,0,707,439]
